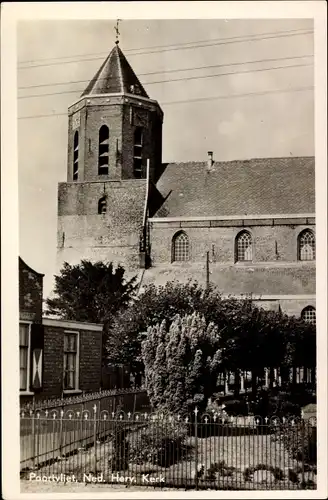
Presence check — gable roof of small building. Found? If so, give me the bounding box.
[154,156,315,217]
[81,42,149,98]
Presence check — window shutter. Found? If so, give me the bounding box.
[30,324,44,391]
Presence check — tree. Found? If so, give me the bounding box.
[141,312,224,414]
[45,260,138,324]
[104,280,316,384]
[104,280,222,375]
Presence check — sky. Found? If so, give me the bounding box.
[17,18,314,299]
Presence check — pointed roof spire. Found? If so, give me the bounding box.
[81,42,149,98]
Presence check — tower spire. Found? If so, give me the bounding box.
[114,19,121,44]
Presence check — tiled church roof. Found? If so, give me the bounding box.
[155,156,315,217]
[142,263,315,295]
[81,43,149,98]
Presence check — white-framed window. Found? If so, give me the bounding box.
[301,306,316,325]
[236,230,253,262]
[298,229,315,261]
[63,331,79,391]
[172,231,189,262]
[19,322,31,392]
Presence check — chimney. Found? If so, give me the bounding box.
[207,151,214,169]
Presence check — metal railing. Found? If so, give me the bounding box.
[20,409,317,490]
[20,387,150,413]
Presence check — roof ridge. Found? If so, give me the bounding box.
[163,155,314,165]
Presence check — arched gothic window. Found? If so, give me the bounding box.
[98,196,107,215]
[301,306,316,325]
[236,231,252,262]
[298,229,315,261]
[98,125,109,175]
[73,131,79,181]
[133,127,143,178]
[172,231,189,262]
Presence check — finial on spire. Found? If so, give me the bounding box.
[114,19,121,44]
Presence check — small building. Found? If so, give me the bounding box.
[19,257,103,404]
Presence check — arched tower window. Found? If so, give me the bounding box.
[236,230,252,262]
[98,125,109,175]
[172,231,189,262]
[133,127,143,178]
[301,306,316,325]
[98,196,107,215]
[73,131,79,181]
[298,229,315,261]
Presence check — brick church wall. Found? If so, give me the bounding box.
[57,179,147,272]
[67,96,163,183]
[150,221,315,265]
[145,219,315,316]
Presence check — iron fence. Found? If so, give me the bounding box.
[20,409,317,490]
[20,388,150,415]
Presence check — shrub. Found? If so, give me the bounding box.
[288,468,299,484]
[129,416,190,467]
[109,425,130,471]
[243,464,285,482]
[253,389,301,418]
[205,461,236,481]
[142,313,224,414]
[275,422,317,465]
[222,398,248,416]
[205,400,229,422]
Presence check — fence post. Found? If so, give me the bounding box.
[80,401,84,449]
[132,391,137,414]
[31,409,36,470]
[301,419,305,485]
[59,408,64,459]
[240,371,245,393]
[35,411,40,469]
[194,407,198,490]
[93,404,98,473]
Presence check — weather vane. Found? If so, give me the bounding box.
[114,19,121,44]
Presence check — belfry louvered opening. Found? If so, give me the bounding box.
[98,125,109,175]
[133,127,143,178]
[73,131,79,181]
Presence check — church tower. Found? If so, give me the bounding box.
[57,41,163,274]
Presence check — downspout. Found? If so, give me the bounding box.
[138,159,150,291]
[142,158,150,228]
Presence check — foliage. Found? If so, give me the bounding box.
[205,399,229,420]
[104,280,316,378]
[253,388,306,418]
[273,422,317,465]
[129,415,190,467]
[109,424,130,471]
[243,464,285,482]
[205,461,236,480]
[105,280,213,374]
[141,312,224,414]
[220,398,249,416]
[46,260,137,324]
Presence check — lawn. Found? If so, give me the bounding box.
[21,428,316,490]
